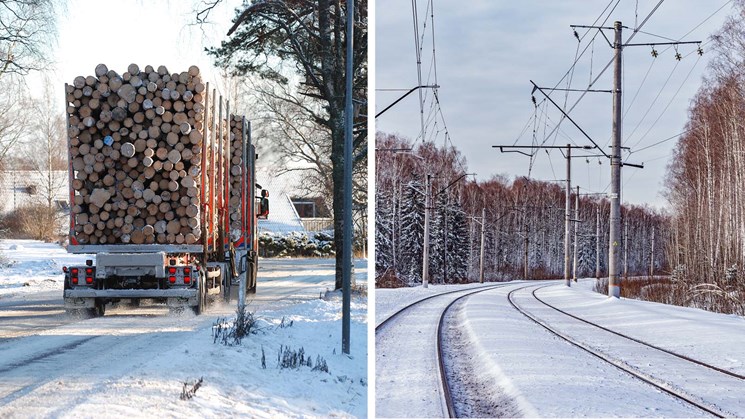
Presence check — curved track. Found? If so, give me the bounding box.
[530,284,745,381]
[507,283,731,418]
[376,283,514,418]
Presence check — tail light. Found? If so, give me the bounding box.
[71,268,79,276]
[169,276,176,284]
[183,267,191,275]
[72,277,78,285]
[184,276,191,284]
[168,267,177,274]
[85,268,93,275]
[85,276,93,284]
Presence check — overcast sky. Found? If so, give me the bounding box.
[375,0,734,208]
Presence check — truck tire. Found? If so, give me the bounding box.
[248,259,257,294]
[86,300,105,318]
[224,269,232,303]
[192,273,206,315]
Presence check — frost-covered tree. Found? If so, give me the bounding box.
[448,197,469,281]
[399,176,425,282]
[375,188,393,275]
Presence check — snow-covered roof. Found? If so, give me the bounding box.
[255,168,305,234]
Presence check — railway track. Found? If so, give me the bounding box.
[376,282,517,418]
[507,283,738,418]
[530,284,745,381]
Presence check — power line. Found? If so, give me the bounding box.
[629,55,701,151]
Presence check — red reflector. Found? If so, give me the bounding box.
[85,268,93,275]
[72,277,78,285]
[62,266,68,273]
[195,265,200,271]
[71,268,79,275]
[169,276,176,284]
[85,276,93,284]
[168,267,177,274]
[184,276,191,284]
[183,267,191,275]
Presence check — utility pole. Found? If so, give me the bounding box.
[469,218,475,276]
[573,185,579,282]
[565,145,572,286]
[479,207,486,283]
[596,204,601,279]
[422,174,431,288]
[341,0,354,354]
[650,226,655,277]
[624,221,629,279]
[423,173,472,286]
[524,221,529,280]
[443,193,448,283]
[608,21,623,298]
[494,143,594,287]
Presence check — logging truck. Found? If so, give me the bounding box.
[61,63,269,316]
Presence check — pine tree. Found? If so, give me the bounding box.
[375,189,394,275]
[399,176,425,283]
[430,192,448,283]
[448,197,469,281]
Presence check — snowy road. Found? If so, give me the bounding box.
[0,241,368,418]
[376,280,745,418]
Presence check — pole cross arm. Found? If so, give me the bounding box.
[624,41,701,47]
[622,162,644,169]
[530,81,610,158]
[375,85,440,118]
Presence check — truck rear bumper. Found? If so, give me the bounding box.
[64,289,197,298]
[64,289,198,309]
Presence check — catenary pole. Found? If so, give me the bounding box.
[650,227,655,277]
[422,174,431,288]
[573,185,579,282]
[596,204,601,279]
[565,144,572,286]
[608,21,623,298]
[479,207,486,283]
[624,221,629,278]
[341,0,353,354]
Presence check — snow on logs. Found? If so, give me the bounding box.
[67,63,213,245]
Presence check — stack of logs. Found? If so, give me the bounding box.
[66,63,209,245]
[229,115,246,239]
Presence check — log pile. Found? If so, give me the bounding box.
[229,115,246,239]
[66,64,209,245]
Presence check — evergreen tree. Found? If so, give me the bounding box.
[430,192,448,283]
[448,197,469,281]
[399,176,425,283]
[375,189,394,275]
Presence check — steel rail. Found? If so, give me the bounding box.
[507,284,726,418]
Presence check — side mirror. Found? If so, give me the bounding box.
[258,189,269,219]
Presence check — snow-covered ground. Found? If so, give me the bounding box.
[376,279,745,417]
[0,240,367,418]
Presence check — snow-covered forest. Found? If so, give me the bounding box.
[663,1,745,315]
[376,132,668,287]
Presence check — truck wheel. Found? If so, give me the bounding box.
[86,300,105,318]
[248,260,257,294]
[224,271,232,303]
[192,274,206,315]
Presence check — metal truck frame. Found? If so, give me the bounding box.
[63,84,268,316]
